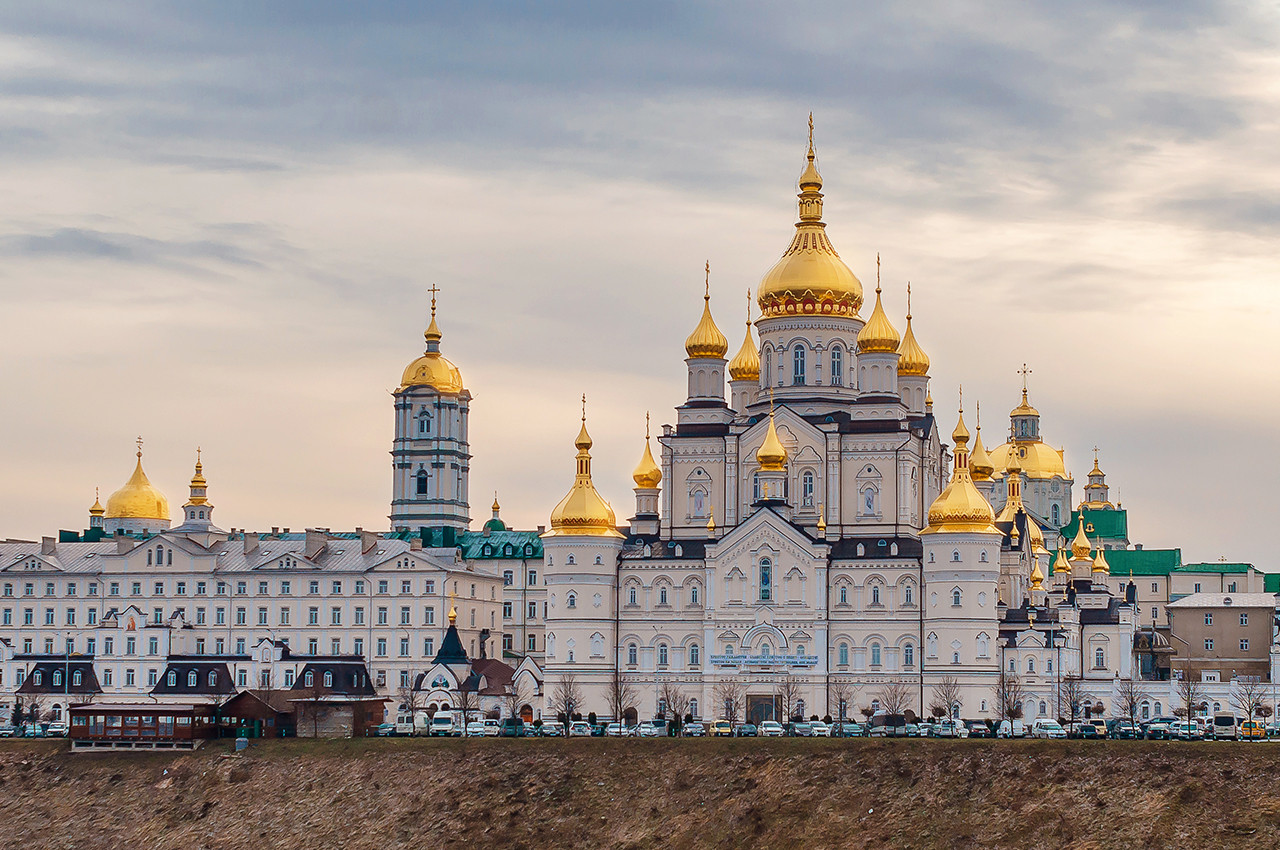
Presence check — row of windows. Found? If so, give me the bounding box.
[1,602,485,629]
[626,642,701,667]
[1202,612,1249,627]
[761,344,849,387]
[1201,638,1251,651]
[2,577,450,598]
[835,641,916,668]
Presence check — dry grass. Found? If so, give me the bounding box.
[0,737,1277,849]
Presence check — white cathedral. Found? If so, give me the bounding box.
[2,125,1156,728]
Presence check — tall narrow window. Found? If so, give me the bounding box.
[658,644,669,666]
[871,643,882,667]
[763,349,772,386]
[628,643,637,665]
[871,585,881,606]
[904,644,915,667]
[793,346,806,385]
[802,471,815,507]
[830,347,843,386]
[838,643,849,666]
[415,470,428,496]
[759,558,772,602]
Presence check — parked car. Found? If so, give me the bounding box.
[466,720,488,737]
[833,722,864,737]
[499,717,524,737]
[1211,712,1240,740]
[1031,719,1067,739]
[636,720,663,738]
[539,724,563,737]
[1240,720,1266,740]
[429,712,460,737]
[1067,722,1101,740]
[759,720,784,737]
[683,722,706,737]
[934,719,968,739]
[711,720,733,737]
[1143,721,1171,740]
[808,721,831,737]
[790,722,813,737]
[1111,722,1140,739]
[567,721,592,737]
[1169,720,1202,741]
[964,720,992,739]
[372,722,398,737]
[20,724,45,738]
[996,719,1025,738]
[734,723,758,737]
[1265,723,1280,739]
[0,725,15,738]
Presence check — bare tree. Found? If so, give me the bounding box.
[1174,666,1203,727]
[657,680,690,735]
[504,676,530,723]
[878,681,913,716]
[293,684,326,737]
[994,672,1026,722]
[1116,678,1147,729]
[548,674,583,736]
[397,679,427,736]
[605,670,637,725]
[1058,675,1089,729]
[713,679,745,727]
[776,675,803,729]
[1231,676,1266,721]
[454,681,480,737]
[931,676,963,720]
[828,680,860,726]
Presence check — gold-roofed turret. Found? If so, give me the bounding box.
[922,391,997,535]
[400,285,465,394]
[105,438,171,521]
[757,114,864,319]
[856,255,900,353]
[1092,540,1110,574]
[685,262,729,359]
[969,402,994,481]
[1053,548,1070,577]
[89,488,104,518]
[756,401,788,471]
[727,290,761,381]
[896,282,930,376]
[1070,510,1093,560]
[186,447,209,506]
[547,397,624,538]
[632,413,663,489]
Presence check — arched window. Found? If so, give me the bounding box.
[904,644,915,667]
[208,671,218,687]
[1027,658,1035,673]
[693,490,706,516]
[871,585,881,606]
[627,644,637,665]
[594,554,602,565]
[1154,701,1162,716]
[415,469,429,496]
[156,545,164,564]
[857,543,865,557]
[952,588,962,607]
[979,550,988,563]
[951,550,961,563]
[752,472,761,501]
[658,644,669,666]
[802,471,815,507]
[33,671,41,686]
[830,347,844,386]
[839,585,848,604]
[567,593,576,609]
[903,584,914,606]
[870,643,882,667]
[759,558,772,602]
[793,345,806,385]
[1039,700,1047,716]
[305,671,315,688]
[1094,647,1106,669]
[690,585,699,605]
[763,348,773,386]
[417,409,432,435]
[761,642,772,656]
[628,587,637,606]
[53,670,63,687]
[188,670,198,687]
[167,670,177,687]
[689,698,698,718]
[690,644,700,665]
[1050,504,1060,525]
[658,587,667,606]
[1141,702,1150,720]
[566,554,575,565]
[952,651,961,664]
[323,671,333,688]
[838,643,849,666]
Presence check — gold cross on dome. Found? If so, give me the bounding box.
[704,260,710,299]
[1018,363,1032,392]
[135,436,143,457]
[428,283,440,316]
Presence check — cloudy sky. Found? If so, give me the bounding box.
[1,2,1276,567]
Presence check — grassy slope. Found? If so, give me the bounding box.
[0,737,1276,850]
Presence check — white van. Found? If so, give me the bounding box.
[429,711,461,737]
[1031,719,1066,739]
[1211,712,1239,740]
[997,719,1026,738]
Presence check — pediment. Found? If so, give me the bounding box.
[2,553,63,573]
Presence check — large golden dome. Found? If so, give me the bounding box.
[757,122,863,319]
[546,414,624,538]
[105,449,170,521]
[922,408,997,535]
[987,441,1067,480]
[400,298,465,394]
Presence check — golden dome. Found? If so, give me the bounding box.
[1070,512,1093,561]
[969,405,994,481]
[1053,549,1070,576]
[1030,560,1045,589]
[756,412,788,471]
[89,489,104,517]
[897,285,929,376]
[685,264,729,359]
[727,292,760,381]
[1010,387,1039,418]
[492,494,501,513]
[856,282,900,353]
[105,446,170,521]
[757,118,864,319]
[923,406,997,535]
[547,407,624,538]
[400,292,465,394]
[706,507,716,537]
[987,440,1066,480]
[632,415,663,489]
[1092,543,1110,574]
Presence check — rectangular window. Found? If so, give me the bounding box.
[378,580,389,594]
[1204,638,1214,651]
[100,669,110,686]
[503,634,513,651]
[148,669,158,687]
[281,581,291,595]
[154,581,164,596]
[131,582,141,596]
[109,582,120,596]
[149,637,158,656]
[423,637,434,656]
[1194,583,1201,593]
[331,607,342,626]
[153,607,163,623]
[66,608,75,625]
[104,637,114,655]
[284,669,295,687]
[503,602,512,619]
[235,607,247,625]
[86,637,96,654]
[45,582,54,596]
[401,580,412,595]
[1240,613,1249,626]
[237,669,247,688]
[258,607,268,625]
[377,607,388,626]
[1151,582,1158,593]
[376,638,387,657]
[354,606,365,626]
[87,608,97,625]
[353,637,364,657]
[280,607,290,625]
[215,638,224,654]
[195,639,205,655]
[331,638,341,655]
[528,634,537,651]
[1,609,9,626]
[257,581,268,595]
[527,570,537,586]
[424,606,435,625]
[1151,607,1158,621]
[236,581,247,595]
[1204,613,1213,626]
[215,608,226,626]
[175,582,186,596]
[216,581,227,595]
[332,581,342,595]
[126,637,136,655]
[195,581,206,596]
[308,607,319,626]
[309,581,319,595]
[236,638,245,654]
[67,582,77,596]
[355,580,365,595]
[400,606,411,625]
[400,670,410,688]
[88,583,98,596]
[24,583,33,596]
[196,607,206,625]
[424,580,435,594]
[1240,639,1249,651]
[399,638,410,657]
[23,608,33,626]
[44,608,54,625]
[125,669,135,686]
[1228,582,1237,593]
[528,602,537,619]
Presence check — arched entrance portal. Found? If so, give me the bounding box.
[520,704,534,723]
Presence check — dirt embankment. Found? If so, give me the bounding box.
[0,737,1275,849]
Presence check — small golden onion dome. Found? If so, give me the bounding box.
[969,425,994,481]
[685,274,729,359]
[1092,544,1110,574]
[817,505,827,533]
[632,431,662,490]
[756,414,788,471]
[492,495,501,513]
[728,308,760,381]
[897,313,929,376]
[1010,388,1039,418]
[400,296,465,394]
[547,413,624,538]
[187,451,209,506]
[922,407,997,535]
[706,507,716,536]
[448,602,457,625]
[1070,512,1093,560]
[757,121,863,319]
[1030,560,1045,589]
[1052,548,1069,575]
[89,489,104,517]
[987,441,1066,480]
[105,449,170,520]
[856,284,900,353]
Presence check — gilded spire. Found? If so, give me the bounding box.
[187,447,209,506]
[632,412,663,489]
[400,283,465,394]
[798,111,822,191]
[492,492,501,514]
[1030,559,1045,590]
[448,590,457,626]
[548,396,624,538]
[1053,548,1070,577]
[728,289,761,381]
[922,391,997,535]
[1011,363,1039,417]
[706,506,716,537]
[685,261,729,358]
[816,504,827,534]
[424,283,442,346]
[856,254,900,353]
[896,282,930,376]
[969,402,994,481]
[104,437,170,521]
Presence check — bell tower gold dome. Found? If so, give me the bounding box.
[757,116,863,319]
[105,441,170,521]
[400,290,465,394]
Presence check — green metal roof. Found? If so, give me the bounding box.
[1177,562,1254,574]
[1104,548,1182,576]
[1061,508,1128,542]
[1265,574,1280,594]
[459,530,543,560]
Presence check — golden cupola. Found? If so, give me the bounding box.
[1070,511,1093,561]
[547,403,624,538]
[757,115,863,319]
[105,440,170,521]
[856,279,900,353]
[1053,548,1070,577]
[896,285,930,376]
[685,264,729,359]
[756,411,788,471]
[1030,559,1045,590]
[727,292,761,381]
[969,403,994,481]
[400,288,465,394]
[89,489,105,518]
[632,414,663,490]
[922,401,997,534]
[187,449,209,506]
[1092,542,1110,574]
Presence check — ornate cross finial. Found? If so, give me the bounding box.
[645,411,650,440]
[768,385,776,414]
[136,436,143,458]
[581,393,587,422]
[958,384,963,413]
[1018,363,1032,394]
[704,260,711,300]
[428,283,440,318]
[906,281,912,318]
[807,112,814,156]
[976,400,981,428]
[197,446,202,463]
[876,252,881,294]
[746,288,752,324]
